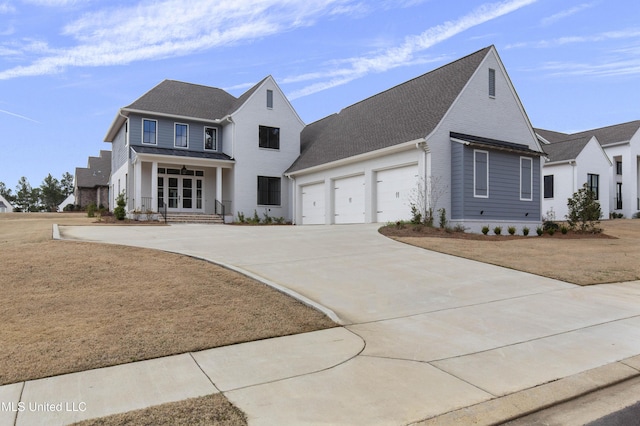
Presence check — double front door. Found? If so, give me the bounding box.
[158,175,203,212]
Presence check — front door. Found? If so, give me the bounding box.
[160,175,204,212]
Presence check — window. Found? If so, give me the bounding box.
[616,182,623,209]
[175,123,188,148]
[520,157,533,201]
[259,125,280,149]
[616,161,622,175]
[204,127,217,151]
[142,119,157,145]
[267,89,273,109]
[489,68,496,97]
[474,150,489,198]
[544,175,554,199]
[257,176,281,205]
[587,173,599,200]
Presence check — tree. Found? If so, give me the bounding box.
[0,181,14,203]
[15,177,36,212]
[60,172,74,197]
[566,183,602,233]
[408,175,447,226]
[40,173,65,212]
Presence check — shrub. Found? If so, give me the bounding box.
[481,225,490,235]
[114,192,126,220]
[560,224,569,234]
[507,226,516,235]
[250,209,260,224]
[543,221,559,232]
[438,208,447,229]
[633,211,640,219]
[548,228,555,236]
[410,204,422,225]
[536,226,543,236]
[493,226,502,235]
[237,211,245,223]
[86,203,97,218]
[522,226,530,236]
[262,210,273,224]
[566,183,602,233]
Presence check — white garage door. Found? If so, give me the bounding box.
[301,182,325,225]
[334,175,365,224]
[376,165,418,223]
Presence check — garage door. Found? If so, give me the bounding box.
[334,175,365,224]
[301,182,325,225]
[376,165,418,223]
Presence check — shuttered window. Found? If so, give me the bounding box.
[474,150,489,198]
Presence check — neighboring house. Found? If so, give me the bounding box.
[58,194,75,211]
[75,150,111,209]
[0,194,14,213]
[286,46,545,232]
[537,120,640,218]
[537,135,611,220]
[104,77,304,221]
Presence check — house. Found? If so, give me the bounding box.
[537,120,640,218]
[104,77,304,221]
[0,194,14,213]
[536,134,611,220]
[286,46,545,232]
[75,150,111,209]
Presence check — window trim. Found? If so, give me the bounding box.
[142,118,158,145]
[488,68,496,98]
[520,157,533,201]
[587,173,599,200]
[544,175,554,199]
[267,89,273,109]
[174,122,189,149]
[259,125,280,150]
[616,161,622,175]
[204,127,217,151]
[474,149,489,198]
[257,176,281,206]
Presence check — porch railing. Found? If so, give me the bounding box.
[215,199,225,217]
[140,197,154,212]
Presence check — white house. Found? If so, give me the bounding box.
[286,46,545,233]
[0,194,14,213]
[537,120,640,218]
[104,76,304,222]
[537,134,611,220]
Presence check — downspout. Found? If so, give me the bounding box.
[416,140,429,220]
[570,160,577,193]
[287,174,296,225]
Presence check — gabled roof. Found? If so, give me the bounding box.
[536,120,640,147]
[542,136,592,162]
[287,46,493,173]
[76,150,111,188]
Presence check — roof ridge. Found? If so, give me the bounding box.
[569,119,640,135]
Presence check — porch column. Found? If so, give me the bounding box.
[216,167,223,210]
[151,161,158,212]
[134,160,142,211]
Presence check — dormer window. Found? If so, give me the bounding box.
[267,89,273,109]
[489,68,496,97]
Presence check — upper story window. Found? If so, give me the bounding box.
[142,119,157,145]
[474,150,489,198]
[267,90,273,109]
[175,123,188,148]
[587,173,599,200]
[544,175,554,199]
[520,157,533,201]
[616,161,622,175]
[259,125,280,149]
[204,127,217,151]
[488,68,496,97]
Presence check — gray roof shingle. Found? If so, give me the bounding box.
[287,46,493,173]
[76,150,111,188]
[542,136,592,162]
[536,120,640,147]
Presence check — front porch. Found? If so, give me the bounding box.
[129,146,234,219]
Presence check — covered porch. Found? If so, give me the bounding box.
[129,146,234,218]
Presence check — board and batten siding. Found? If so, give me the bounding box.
[128,114,223,153]
[111,124,129,171]
[452,143,540,221]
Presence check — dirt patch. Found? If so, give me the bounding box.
[380,220,640,285]
[0,213,335,386]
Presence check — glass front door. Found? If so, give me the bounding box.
[160,172,204,212]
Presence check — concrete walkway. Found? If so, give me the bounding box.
[3,224,640,425]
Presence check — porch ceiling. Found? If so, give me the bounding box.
[131,146,234,168]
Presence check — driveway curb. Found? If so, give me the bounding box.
[412,355,640,425]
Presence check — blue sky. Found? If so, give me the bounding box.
[1,0,639,190]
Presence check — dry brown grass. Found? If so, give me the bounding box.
[381,219,640,285]
[71,394,247,426]
[0,213,335,386]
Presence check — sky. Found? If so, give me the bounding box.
[1,0,639,191]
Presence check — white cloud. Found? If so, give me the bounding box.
[287,0,538,99]
[21,0,84,6]
[0,108,40,123]
[538,58,640,78]
[540,2,595,26]
[0,1,16,13]
[0,0,357,79]
[505,28,640,49]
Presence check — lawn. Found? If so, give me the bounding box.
[379,219,640,285]
[0,213,336,425]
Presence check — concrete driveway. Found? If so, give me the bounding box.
[52,223,640,425]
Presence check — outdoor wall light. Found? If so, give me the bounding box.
[181,165,188,175]
[480,210,484,215]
